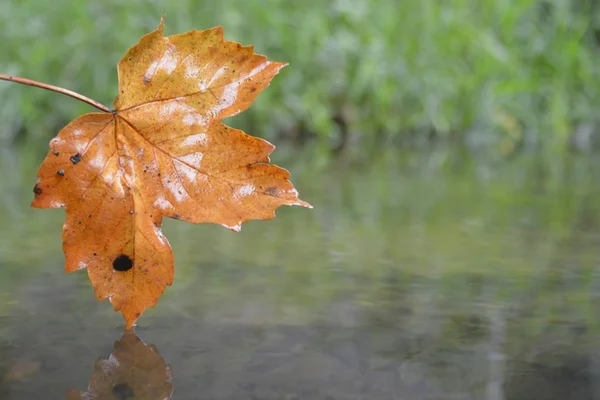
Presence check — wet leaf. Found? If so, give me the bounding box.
[32,18,311,329]
[66,331,172,400]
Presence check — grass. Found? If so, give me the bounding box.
[0,0,599,159]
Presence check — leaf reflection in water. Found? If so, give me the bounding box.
[66,331,172,400]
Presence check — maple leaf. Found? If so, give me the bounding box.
[30,18,311,329]
[66,331,173,399]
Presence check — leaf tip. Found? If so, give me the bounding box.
[212,26,224,37]
[221,222,242,232]
[123,310,142,330]
[157,15,166,34]
[271,61,289,73]
[298,200,313,209]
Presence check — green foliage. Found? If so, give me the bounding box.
[1,0,599,157]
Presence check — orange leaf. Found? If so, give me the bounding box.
[32,18,311,329]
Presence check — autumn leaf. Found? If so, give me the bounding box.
[30,17,311,329]
[66,331,173,400]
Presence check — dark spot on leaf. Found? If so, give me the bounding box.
[78,221,81,225]
[266,187,277,196]
[143,76,151,84]
[88,213,92,218]
[33,184,42,195]
[57,169,65,176]
[112,382,134,400]
[249,87,257,92]
[113,254,133,272]
[70,153,82,164]
[93,252,97,256]
[53,150,59,156]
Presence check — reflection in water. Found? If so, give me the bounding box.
[3,152,600,398]
[66,331,172,400]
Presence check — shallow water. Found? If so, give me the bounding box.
[2,149,600,399]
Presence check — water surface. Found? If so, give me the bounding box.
[1,149,600,399]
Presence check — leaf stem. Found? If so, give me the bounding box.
[0,74,114,113]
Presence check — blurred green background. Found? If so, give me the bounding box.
[3,1,600,398]
[2,0,600,160]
